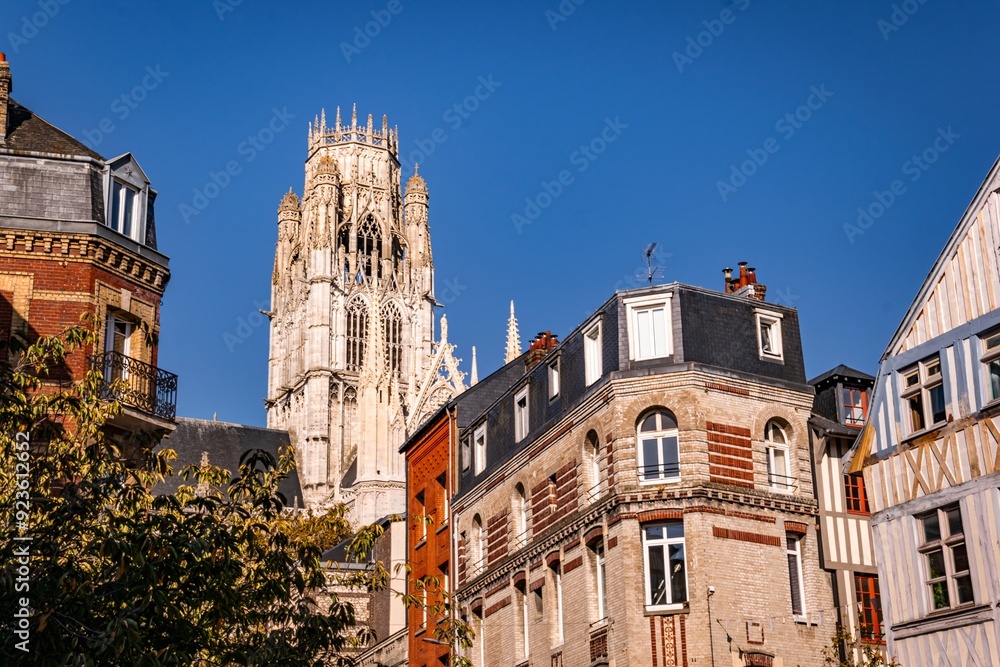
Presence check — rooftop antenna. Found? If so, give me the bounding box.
[644,243,663,286]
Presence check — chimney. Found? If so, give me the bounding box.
[525,331,559,370]
[0,53,10,142]
[723,261,767,301]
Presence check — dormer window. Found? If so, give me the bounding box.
[105,154,151,244]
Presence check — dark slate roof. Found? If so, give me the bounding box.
[155,417,303,506]
[808,364,875,387]
[3,98,104,161]
[808,413,862,439]
[321,515,392,566]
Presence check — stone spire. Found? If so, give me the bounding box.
[470,346,478,386]
[505,300,521,363]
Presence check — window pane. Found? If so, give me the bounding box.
[930,581,950,609]
[927,361,941,376]
[647,544,666,605]
[787,548,802,615]
[909,395,925,431]
[904,371,920,388]
[760,322,772,353]
[946,508,963,537]
[636,309,652,358]
[668,543,687,603]
[986,333,1000,350]
[652,307,667,357]
[640,414,658,432]
[927,550,946,578]
[660,435,678,478]
[952,543,969,573]
[922,513,940,543]
[774,448,788,485]
[990,360,1000,401]
[644,525,663,540]
[929,384,946,423]
[122,187,134,238]
[642,438,660,480]
[665,522,684,540]
[956,575,974,604]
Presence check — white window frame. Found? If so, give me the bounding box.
[461,435,471,472]
[625,293,673,361]
[764,420,793,493]
[637,411,680,485]
[584,320,603,386]
[513,483,528,548]
[521,583,530,660]
[473,424,487,475]
[755,308,784,361]
[980,329,1000,404]
[514,386,529,442]
[900,356,946,436]
[548,358,560,400]
[787,534,806,619]
[642,521,688,611]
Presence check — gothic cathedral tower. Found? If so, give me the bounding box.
[267,106,465,525]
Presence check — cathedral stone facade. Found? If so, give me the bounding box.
[266,106,465,525]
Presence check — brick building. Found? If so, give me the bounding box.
[448,268,836,667]
[0,53,176,435]
[807,366,884,655]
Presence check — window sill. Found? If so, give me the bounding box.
[792,614,809,625]
[436,522,449,535]
[414,538,427,551]
[891,603,991,639]
[589,618,609,632]
[759,353,785,364]
[901,421,947,444]
[846,509,872,517]
[644,602,688,616]
[767,486,794,495]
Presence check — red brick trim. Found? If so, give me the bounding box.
[484,596,511,618]
[470,597,483,616]
[784,521,809,535]
[563,555,584,574]
[529,578,545,592]
[684,505,726,516]
[529,559,543,572]
[705,381,750,396]
[512,570,527,588]
[607,536,618,550]
[712,526,781,547]
[706,421,752,438]
[727,510,776,523]
[583,525,604,545]
[545,550,561,568]
[637,509,683,523]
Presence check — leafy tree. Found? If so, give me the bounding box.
[0,323,471,665]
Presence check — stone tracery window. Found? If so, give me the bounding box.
[346,298,367,371]
[383,301,403,374]
[357,215,382,278]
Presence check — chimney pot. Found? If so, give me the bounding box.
[0,53,6,62]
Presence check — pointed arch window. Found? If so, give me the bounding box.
[383,302,403,374]
[346,299,367,371]
[357,215,382,279]
[343,387,358,463]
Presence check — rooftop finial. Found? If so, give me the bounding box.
[382,114,388,133]
[505,300,522,364]
[351,103,357,125]
[320,108,326,133]
[335,106,341,131]
[471,346,479,386]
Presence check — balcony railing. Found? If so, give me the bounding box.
[91,351,178,421]
[766,472,798,492]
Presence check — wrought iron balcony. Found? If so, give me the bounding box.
[90,351,178,421]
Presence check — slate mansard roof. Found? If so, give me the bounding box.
[3,98,104,160]
[157,418,304,505]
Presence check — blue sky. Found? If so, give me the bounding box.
[4,0,999,426]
